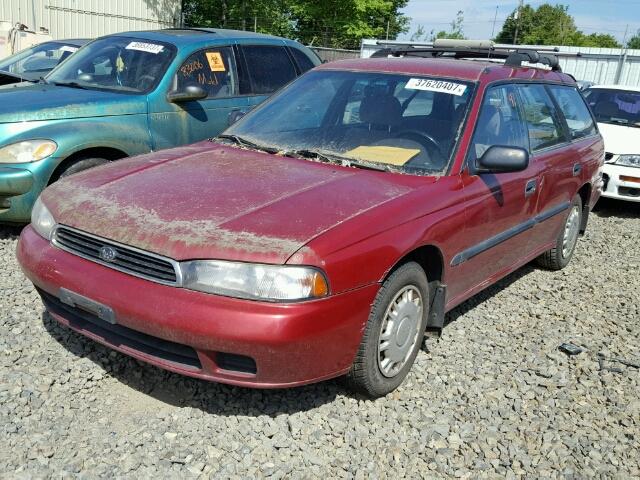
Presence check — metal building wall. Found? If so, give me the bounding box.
[361,40,640,88]
[1,0,181,39]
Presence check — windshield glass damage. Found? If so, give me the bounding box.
[222,70,475,175]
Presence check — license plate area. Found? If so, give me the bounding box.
[59,288,116,325]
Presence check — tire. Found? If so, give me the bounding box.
[536,195,583,271]
[57,157,110,180]
[345,262,429,398]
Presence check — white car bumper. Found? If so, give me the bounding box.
[602,163,640,202]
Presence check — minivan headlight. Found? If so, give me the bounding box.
[180,260,329,301]
[0,140,57,164]
[31,197,56,240]
[616,155,640,168]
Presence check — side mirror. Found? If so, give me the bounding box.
[475,145,529,174]
[228,109,248,126]
[167,85,207,103]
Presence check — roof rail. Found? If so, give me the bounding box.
[370,39,580,72]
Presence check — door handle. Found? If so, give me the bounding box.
[525,179,537,197]
[573,163,582,176]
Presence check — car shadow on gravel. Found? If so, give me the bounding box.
[593,198,640,219]
[41,311,343,415]
[0,225,23,239]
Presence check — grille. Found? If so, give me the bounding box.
[53,226,179,285]
[39,289,202,370]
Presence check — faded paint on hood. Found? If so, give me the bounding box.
[598,122,640,155]
[42,142,414,264]
[0,83,146,124]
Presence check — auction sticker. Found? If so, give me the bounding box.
[125,41,164,54]
[405,78,467,96]
[206,52,226,72]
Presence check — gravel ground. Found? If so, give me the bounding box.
[1,198,639,479]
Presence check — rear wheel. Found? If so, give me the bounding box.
[345,262,429,398]
[536,195,582,270]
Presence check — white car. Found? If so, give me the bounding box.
[583,85,640,202]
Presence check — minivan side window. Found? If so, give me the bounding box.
[289,47,316,73]
[548,85,597,140]
[177,47,237,99]
[517,84,565,151]
[468,84,529,161]
[242,45,297,94]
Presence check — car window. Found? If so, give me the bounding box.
[289,47,316,73]
[0,41,80,81]
[242,45,297,95]
[177,47,237,98]
[517,84,565,151]
[468,84,529,161]
[548,86,597,139]
[583,88,640,127]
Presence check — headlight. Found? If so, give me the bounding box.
[180,260,329,301]
[31,197,56,240]
[616,155,640,168]
[0,140,57,164]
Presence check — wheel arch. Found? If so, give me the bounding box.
[48,147,128,184]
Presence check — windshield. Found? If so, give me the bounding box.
[224,70,474,175]
[46,36,175,93]
[583,88,640,127]
[0,41,82,81]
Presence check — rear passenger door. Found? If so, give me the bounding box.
[237,44,299,110]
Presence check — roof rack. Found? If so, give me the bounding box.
[371,39,581,72]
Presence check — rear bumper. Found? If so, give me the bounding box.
[602,164,640,203]
[17,226,377,388]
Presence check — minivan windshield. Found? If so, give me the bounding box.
[46,36,175,93]
[583,88,640,128]
[223,70,474,174]
[0,41,85,81]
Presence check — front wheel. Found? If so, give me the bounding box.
[345,262,429,398]
[536,195,583,270]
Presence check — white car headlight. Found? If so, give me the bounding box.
[180,260,329,301]
[31,197,56,240]
[616,155,640,168]
[0,140,57,164]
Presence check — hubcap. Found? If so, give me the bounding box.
[562,205,580,258]
[377,286,423,378]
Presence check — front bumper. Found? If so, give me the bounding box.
[0,159,58,223]
[602,163,640,203]
[17,226,378,388]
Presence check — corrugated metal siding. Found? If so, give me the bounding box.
[1,0,181,39]
[361,40,640,87]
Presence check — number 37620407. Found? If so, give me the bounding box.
[405,78,467,96]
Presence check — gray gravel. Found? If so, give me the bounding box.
[1,198,639,478]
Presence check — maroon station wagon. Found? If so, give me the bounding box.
[17,41,604,397]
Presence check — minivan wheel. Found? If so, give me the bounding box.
[536,195,583,271]
[345,262,429,398]
[58,157,109,180]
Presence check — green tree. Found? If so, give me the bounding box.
[431,10,466,41]
[628,32,640,49]
[495,3,621,47]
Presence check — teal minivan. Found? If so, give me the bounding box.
[0,28,319,223]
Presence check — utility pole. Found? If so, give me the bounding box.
[513,0,523,45]
[491,5,499,39]
[615,24,629,84]
[386,19,390,40]
[254,16,257,32]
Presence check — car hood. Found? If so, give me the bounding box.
[42,142,416,264]
[0,83,146,124]
[597,122,640,155]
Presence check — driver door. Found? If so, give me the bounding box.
[148,46,247,150]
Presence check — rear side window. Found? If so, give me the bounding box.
[289,47,316,73]
[242,45,297,95]
[517,84,566,151]
[469,84,529,161]
[177,47,237,98]
[548,86,597,139]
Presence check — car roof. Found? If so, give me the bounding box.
[588,84,640,93]
[109,28,292,46]
[316,57,574,84]
[44,38,90,46]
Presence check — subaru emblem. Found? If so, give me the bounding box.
[98,246,118,262]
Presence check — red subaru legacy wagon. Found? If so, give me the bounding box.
[18,41,604,397]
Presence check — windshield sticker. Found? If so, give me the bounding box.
[405,78,467,96]
[125,41,164,54]
[59,46,78,54]
[206,52,226,72]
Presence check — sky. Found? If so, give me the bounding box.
[399,0,640,43]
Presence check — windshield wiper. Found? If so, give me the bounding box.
[283,149,390,172]
[215,134,279,154]
[52,81,88,90]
